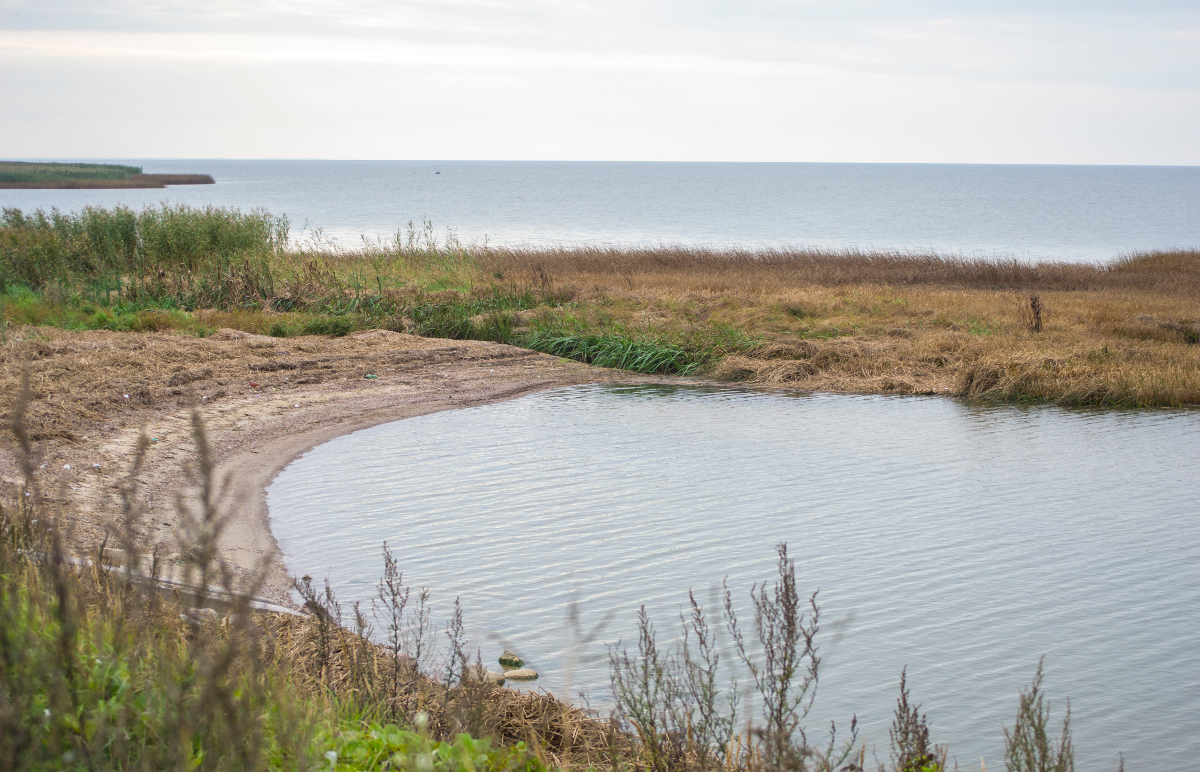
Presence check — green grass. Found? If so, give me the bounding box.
[520,328,704,374]
[316,722,543,772]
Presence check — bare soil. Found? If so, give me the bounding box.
[0,327,644,604]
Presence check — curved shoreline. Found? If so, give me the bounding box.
[0,328,649,604]
[219,375,630,601]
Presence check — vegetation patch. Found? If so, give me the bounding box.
[0,161,214,189]
[2,205,1197,405]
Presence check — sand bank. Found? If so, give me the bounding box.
[0,327,644,604]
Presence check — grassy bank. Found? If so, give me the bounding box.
[2,205,1198,405]
[0,162,214,189]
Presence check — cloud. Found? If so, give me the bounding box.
[2,0,1198,161]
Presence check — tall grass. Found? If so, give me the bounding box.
[0,205,286,305]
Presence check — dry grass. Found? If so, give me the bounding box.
[0,326,543,441]
[266,609,620,766]
[478,245,1200,294]
[471,247,1200,405]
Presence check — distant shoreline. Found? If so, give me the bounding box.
[0,161,214,189]
[0,174,215,189]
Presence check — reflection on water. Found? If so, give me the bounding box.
[267,385,1200,770]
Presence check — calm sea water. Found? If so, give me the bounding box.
[267,385,1200,771]
[4,160,1199,261]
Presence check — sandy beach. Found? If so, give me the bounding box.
[0,327,644,604]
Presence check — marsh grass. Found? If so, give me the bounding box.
[2,206,1197,404]
[520,329,705,375]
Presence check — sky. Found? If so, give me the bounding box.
[1,0,1198,163]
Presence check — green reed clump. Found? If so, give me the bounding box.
[520,328,704,375]
[1,205,286,308]
[302,316,356,337]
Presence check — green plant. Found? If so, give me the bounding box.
[888,668,945,772]
[0,385,317,771]
[1003,658,1073,772]
[519,328,703,375]
[304,316,355,337]
[316,718,544,772]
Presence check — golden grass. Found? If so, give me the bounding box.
[465,247,1200,405]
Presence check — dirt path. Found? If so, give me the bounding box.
[0,327,645,604]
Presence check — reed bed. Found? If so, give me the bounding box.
[2,206,1197,404]
[478,244,1200,294]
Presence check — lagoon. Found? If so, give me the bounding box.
[267,384,1200,771]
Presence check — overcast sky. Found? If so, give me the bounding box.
[2,0,1198,163]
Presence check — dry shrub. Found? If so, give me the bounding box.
[713,356,815,385]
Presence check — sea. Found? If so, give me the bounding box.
[3,160,1199,261]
